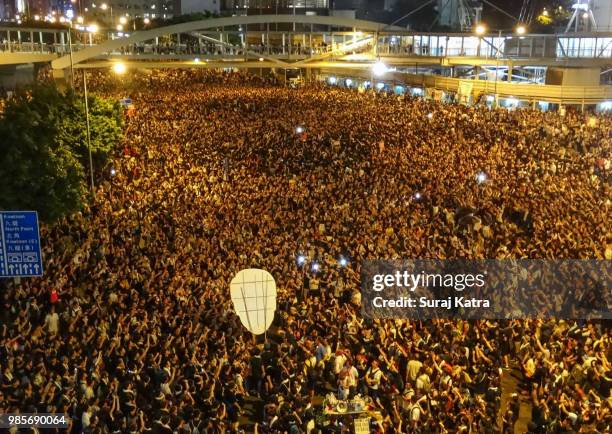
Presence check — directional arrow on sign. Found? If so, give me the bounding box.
[8,264,14,274]
[33,264,40,274]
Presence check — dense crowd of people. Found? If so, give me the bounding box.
[1,69,610,434]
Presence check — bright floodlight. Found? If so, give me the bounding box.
[329,76,337,84]
[88,24,99,33]
[194,57,200,63]
[414,192,422,200]
[112,62,127,75]
[297,255,306,265]
[295,126,304,134]
[143,18,150,24]
[516,25,527,35]
[475,24,487,35]
[110,168,117,176]
[372,61,387,76]
[116,24,123,31]
[100,3,108,10]
[258,57,264,61]
[345,78,353,86]
[476,172,487,184]
[339,257,348,267]
[119,16,127,25]
[427,113,433,119]
[311,262,319,272]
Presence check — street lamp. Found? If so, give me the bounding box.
[491,25,528,107]
[119,16,127,25]
[82,61,126,191]
[100,3,114,26]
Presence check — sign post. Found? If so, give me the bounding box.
[0,211,43,278]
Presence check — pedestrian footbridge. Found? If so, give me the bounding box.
[1,15,611,105]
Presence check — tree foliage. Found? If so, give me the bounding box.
[0,84,123,223]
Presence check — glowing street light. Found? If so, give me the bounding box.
[77,16,84,24]
[100,3,108,10]
[143,17,150,25]
[427,113,433,119]
[475,23,487,36]
[295,126,304,134]
[413,192,422,200]
[476,172,488,184]
[116,24,123,31]
[297,255,306,265]
[339,257,348,267]
[110,168,117,176]
[372,61,387,76]
[311,262,320,272]
[88,24,99,33]
[119,16,127,25]
[112,62,127,74]
[515,24,527,35]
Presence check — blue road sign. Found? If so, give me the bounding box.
[0,211,43,277]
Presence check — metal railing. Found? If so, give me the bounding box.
[2,27,612,62]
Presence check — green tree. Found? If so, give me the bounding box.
[0,83,123,223]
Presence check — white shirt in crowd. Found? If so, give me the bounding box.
[45,312,59,334]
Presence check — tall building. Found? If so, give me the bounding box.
[83,0,179,22]
[223,1,329,13]
[593,0,612,31]
[329,0,386,20]
[180,0,220,15]
[0,0,15,20]
[437,0,482,31]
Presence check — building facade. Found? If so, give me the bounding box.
[180,0,220,15]
[593,0,612,32]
